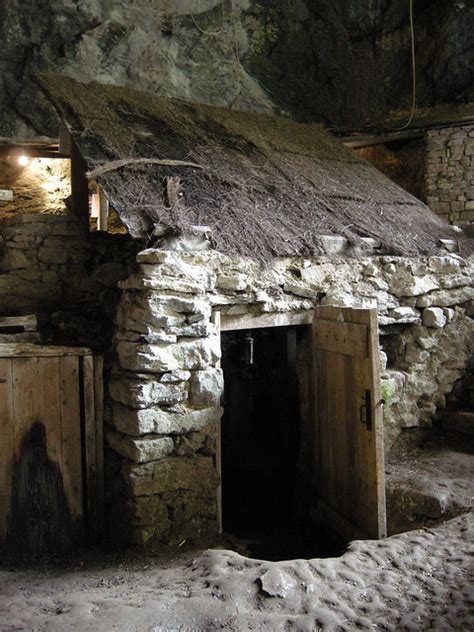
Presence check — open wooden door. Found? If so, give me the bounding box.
[312,306,386,541]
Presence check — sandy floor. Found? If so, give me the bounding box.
[0,512,473,631]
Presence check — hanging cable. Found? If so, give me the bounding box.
[190,0,225,37]
[392,0,416,130]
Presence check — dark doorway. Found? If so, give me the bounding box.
[221,325,344,560]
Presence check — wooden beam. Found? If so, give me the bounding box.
[97,188,109,232]
[0,315,37,332]
[212,311,223,535]
[0,344,92,357]
[93,355,105,540]
[220,310,314,332]
[70,138,89,231]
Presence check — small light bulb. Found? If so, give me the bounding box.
[17,155,29,166]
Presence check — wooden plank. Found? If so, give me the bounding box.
[59,355,83,522]
[212,311,223,534]
[313,319,368,357]
[0,344,92,358]
[221,310,313,332]
[98,189,109,232]
[93,355,105,538]
[312,306,386,541]
[41,357,62,467]
[0,359,13,541]
[0,315,37,331]
[82,354,98,541]
[12,357,45,457]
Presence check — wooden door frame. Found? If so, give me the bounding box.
[216,307,386,541]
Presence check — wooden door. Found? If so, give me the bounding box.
[0,345,102,554]
[312,306,386,541]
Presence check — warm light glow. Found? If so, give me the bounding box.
[17,155,29,166]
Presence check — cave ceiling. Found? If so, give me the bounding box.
[0,0,473,138]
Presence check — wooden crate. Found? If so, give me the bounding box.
[0,344,103,554]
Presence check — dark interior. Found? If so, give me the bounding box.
[221,325,344,560]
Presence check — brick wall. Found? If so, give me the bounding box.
[425,124,474,228]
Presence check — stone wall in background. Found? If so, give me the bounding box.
[425,124,474,230]
[109,248,474,545]
[0,213,137,349]
[0,156,70,218]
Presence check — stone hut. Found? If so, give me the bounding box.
[1,74,473,554]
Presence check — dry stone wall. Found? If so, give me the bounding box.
[425,124,474,228]
[0,213,137,348]
[109,248,474,545]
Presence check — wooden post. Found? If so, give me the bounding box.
[70,139,89,231]
[93,355,104,539]
[211,311,223,534]
[98,189,109,232]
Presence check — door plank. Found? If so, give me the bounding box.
[93,355,105,538]
[312,306,386,541]
[313,319,368,357]
[0,359,13,540]
[12,357,45,457]
[59,355,83,522]
[82,354,98,540]
[42,357,62,468]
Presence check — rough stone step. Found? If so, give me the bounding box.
[436,410,474,436]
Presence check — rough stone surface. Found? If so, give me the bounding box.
[422,307,447,329]
[106,431,174,463]
[2,1,473,136]
[189,368,224,408]
[112,403,223,436]
[123,456,219,497]
[109,247,474,544]
[109,373,188,408]
[425,125,474,227]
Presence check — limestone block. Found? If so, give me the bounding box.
[415,333,438,350]
[109,373,188,408]
[127,495,169,529]
[320,291,355,307]
[112,403,223,436]
[190,368,224,408]
[117,336,220,373]
[428,256,464,274]
[119,274,206,294]
[160,370,192,383]
[161,490,217,523]
[389,273,440,297]
[440,275,473,289]
[300,262,338,289]
[166,322,214,337]
[143,332,178,344]
[1,249,29,270]
[216,273,249,291]
[38,247,69,264]
[389,307,421,322]
[416,286,474,307]
[283,282,318,299]
[123,456,219,496]
[175,426,216,457]
[107,431,174,463]
[422,307,447,328]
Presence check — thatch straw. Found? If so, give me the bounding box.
[37,73,468,259]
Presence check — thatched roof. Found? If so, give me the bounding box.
[37,73,465,259]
